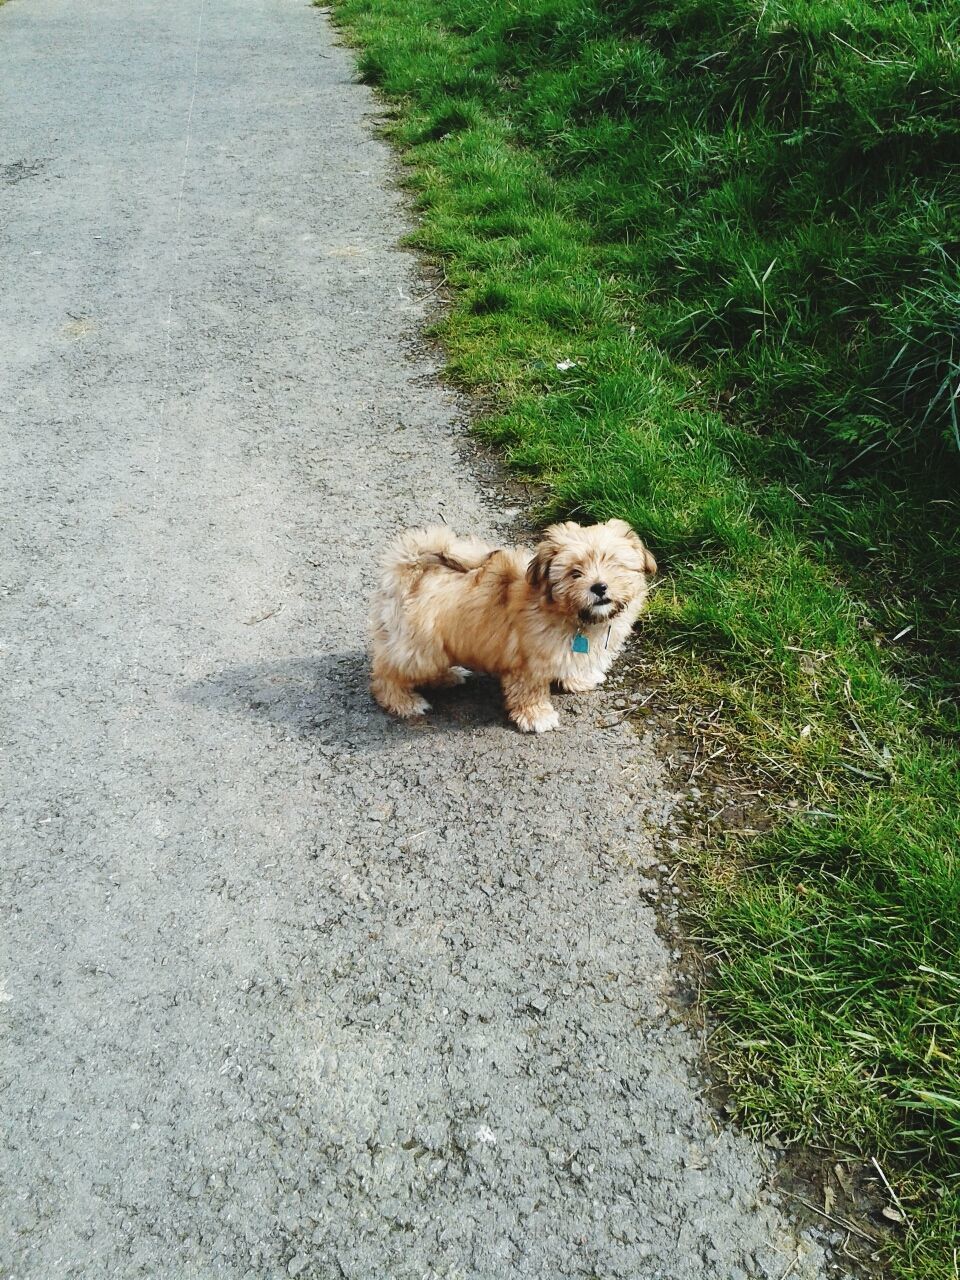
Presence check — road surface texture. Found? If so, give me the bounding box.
[1,2,843,1278]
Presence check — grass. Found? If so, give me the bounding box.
[323,1,960,1274]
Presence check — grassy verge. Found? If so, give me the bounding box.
[324,1,960,1273]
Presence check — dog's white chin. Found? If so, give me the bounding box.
[582,601,617,623]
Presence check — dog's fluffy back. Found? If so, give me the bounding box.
[370,527,524,684]
[380,526,497,584]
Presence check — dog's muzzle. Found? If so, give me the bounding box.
[580,600,620,623]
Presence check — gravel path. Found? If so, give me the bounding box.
[1,2,838,1276]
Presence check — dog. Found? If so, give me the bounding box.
[369,519,657,733]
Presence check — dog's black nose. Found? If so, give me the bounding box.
[591,581,608,598]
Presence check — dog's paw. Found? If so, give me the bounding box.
[515,706,560,734]
[391,692,431,718]
[433,666,469,687]
[561,672,604,693]
[421,666,469,689]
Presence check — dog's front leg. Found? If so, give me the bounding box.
[502,675,560,734]
[560,669,605,693]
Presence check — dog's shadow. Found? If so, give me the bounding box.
[180,650,513,751]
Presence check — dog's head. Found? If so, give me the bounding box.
[526,519,657,624]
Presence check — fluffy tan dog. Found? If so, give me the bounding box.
[369,519,657,733]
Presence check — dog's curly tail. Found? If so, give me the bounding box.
[383,527,495,580]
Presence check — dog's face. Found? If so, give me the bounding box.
[526,519,657,625]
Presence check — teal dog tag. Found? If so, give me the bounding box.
[572,632,589,653]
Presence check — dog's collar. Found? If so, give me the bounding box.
[572,624,612,653]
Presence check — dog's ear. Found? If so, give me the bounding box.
[606,518,657,575]
[526,541,556,589]
[526,523,570,589]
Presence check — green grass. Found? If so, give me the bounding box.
[324,1,960,1273]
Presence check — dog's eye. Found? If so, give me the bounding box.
[569,569,583,579]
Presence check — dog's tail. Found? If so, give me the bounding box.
[382,527,495,583]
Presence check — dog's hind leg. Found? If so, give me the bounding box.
[502,675,559,734]
[370,657,432,719]
[423,666,470,688]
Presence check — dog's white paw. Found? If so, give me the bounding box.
[422,666,469,689]
[562,672,604,693]
[516,707,560,734]
[396,692,431,718]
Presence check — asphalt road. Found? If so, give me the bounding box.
[1,1,840,1276]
